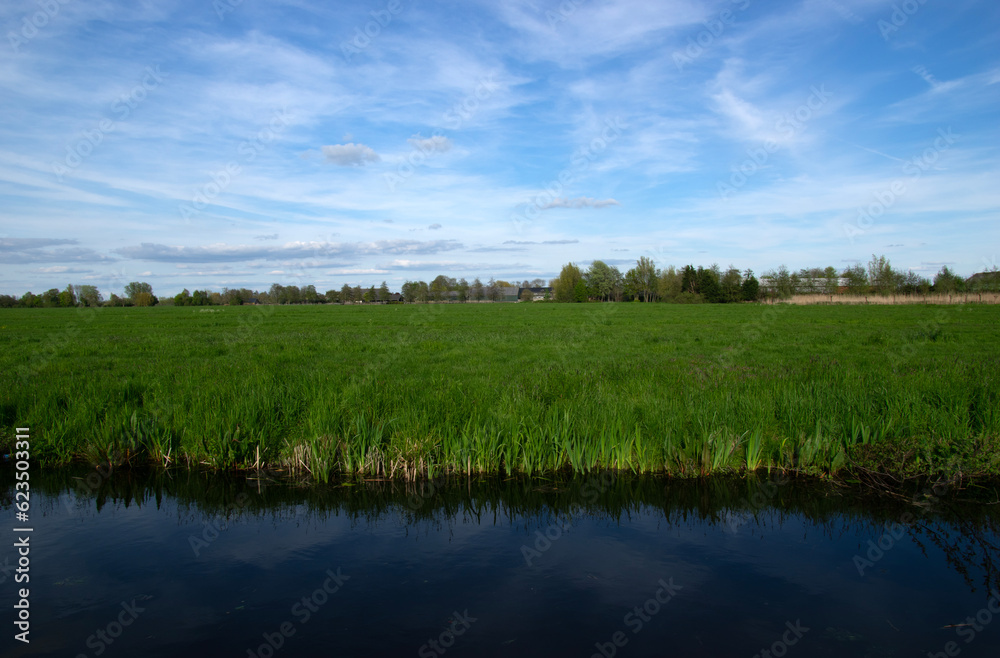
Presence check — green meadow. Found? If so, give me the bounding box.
[2,302,998,481]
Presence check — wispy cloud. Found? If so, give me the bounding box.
[115,240,464,263]
[408,135,452,153]
[541,197,620,209]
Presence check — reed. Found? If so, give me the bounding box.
[2,303,998,480]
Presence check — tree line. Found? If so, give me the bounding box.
[547,255,997,303]
[1,256,995,309]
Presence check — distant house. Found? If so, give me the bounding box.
[499,286,520,302]
[246,297,260,305]
[517,286,552,301]
[389,293,403,303]
[967,271,1000,290]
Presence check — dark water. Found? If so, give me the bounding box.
[3,468,1000,657]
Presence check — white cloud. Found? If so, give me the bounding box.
[321,143,380,166]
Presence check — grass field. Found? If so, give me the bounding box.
[2,302,998,481]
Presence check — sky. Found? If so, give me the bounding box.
[1,0,998,298]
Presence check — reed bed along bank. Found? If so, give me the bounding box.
[2,303,998,481]
[772,292,1000,305]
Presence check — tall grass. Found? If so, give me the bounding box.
[2,303,999,480]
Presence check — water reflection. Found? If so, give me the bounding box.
[4,467,1000,657]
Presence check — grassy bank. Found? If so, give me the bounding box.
[2,303,998,481]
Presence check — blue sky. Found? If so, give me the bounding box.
[1,0,998,297]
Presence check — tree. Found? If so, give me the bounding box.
[657,266,682,302]
[302,285,319,304]
[867,254,898,295]
[573,279,588,302]
[681,265,698,294]
[40,288,61,307]
[222,287,244,306]
[430,275,450,302]
[841,263,869,295]
[520,288,534,302]
[58,284,77,307]
[553,263,583,302]
[401,280,429,303]
[762,266,793,299]
[933,266,964,293]
[823,266,839,295]
[697,266,722,303]
[486,277,501,302]
[455,278,469,302]
[175,289,192,306]
[134,291,157,307]
[284,285,302,304]
[586,260,615,301]
[899,270,930,294]
[631,257,659,302]
[352,285,362,303]
[789,270,802,296]
[124,282,153,304]
[795,268,823,294]
[74,285,101,307]
[720,266,743,303]
[378,281,390,303]
[741,270,760,302]
[472,277,484,302]
[325,289,340,304]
